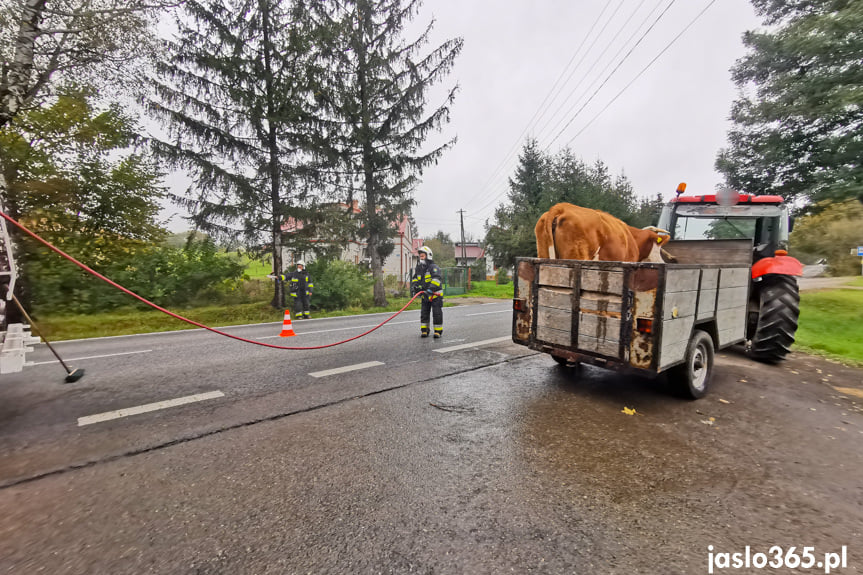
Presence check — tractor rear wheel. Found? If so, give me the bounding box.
[747,275,800,363]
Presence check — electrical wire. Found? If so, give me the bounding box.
[463,1,621,212]
[561,0,718,148]
[544,0,679,150]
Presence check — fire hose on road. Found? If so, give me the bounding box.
[0,210,424,352]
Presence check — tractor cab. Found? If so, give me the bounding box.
[657,187,791,262]
[657,183,802,363]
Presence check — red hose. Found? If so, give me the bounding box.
[0,210,423,350]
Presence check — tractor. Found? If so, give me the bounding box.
[656,184,803,363]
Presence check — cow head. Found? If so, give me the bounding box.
[639,227,671,263]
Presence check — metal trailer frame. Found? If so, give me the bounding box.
[511,240,754,388]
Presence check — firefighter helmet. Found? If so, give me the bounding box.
[418,246,433,259]
[296,261,305,268]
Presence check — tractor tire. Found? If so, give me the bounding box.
[747,275,800,363]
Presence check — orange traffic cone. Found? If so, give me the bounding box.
[279,310,297,337]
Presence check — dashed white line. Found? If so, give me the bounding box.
[433,336,512,353]
[31,349,152,366]
[466,310,511,316]
[310,361,385,378]
[77,391,225,427]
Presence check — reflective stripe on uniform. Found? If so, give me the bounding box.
[434,326,443,332]
[429,279,441,287]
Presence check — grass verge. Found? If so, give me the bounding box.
[452,280,514,299]
[794,289,863,365]
[37,297,428,341]
[844,276,863,287]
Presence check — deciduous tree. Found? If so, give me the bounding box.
[716,0,863,207]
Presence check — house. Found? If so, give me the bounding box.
[453,242,485,267]
[280,201,420,285]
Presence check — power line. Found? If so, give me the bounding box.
[472,0,716,222]
[561,0,719,148]
[544,0,679,151]
[463,2,620,212]
[469,0,666,215]
[532,0,653,144]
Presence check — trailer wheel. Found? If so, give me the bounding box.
[552,355,578,368]
[669,329,714,399]
[747,275,799,363]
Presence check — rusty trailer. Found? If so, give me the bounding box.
[511,241,753,398]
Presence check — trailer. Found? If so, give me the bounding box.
[511,239,755,398]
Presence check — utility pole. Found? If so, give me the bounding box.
[457,209,467,266]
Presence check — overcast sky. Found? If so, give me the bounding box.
[160,0,762,243]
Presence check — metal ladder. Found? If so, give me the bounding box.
[0,202,40,373]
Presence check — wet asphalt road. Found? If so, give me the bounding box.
[1,300,863,574]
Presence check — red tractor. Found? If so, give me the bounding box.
[657,185,803,362]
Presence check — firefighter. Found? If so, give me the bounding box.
[411,246,443,338]
[286,261,314,319]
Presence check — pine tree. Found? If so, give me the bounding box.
[149,0,322,307]
[716,0,863,207]
[484,140,647,267]
[313,0,463,306]
[485,139,548,268]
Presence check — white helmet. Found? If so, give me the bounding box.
[296,261,305,268]
[418,246,433,259]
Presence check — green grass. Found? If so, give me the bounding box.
[242,257,272,279]
[36,297,432,341]
[794,289,863,365]
[451,280,514,299]
[844,276,863,287]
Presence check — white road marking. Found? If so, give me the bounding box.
[257,320,414,340]
[54,302,509,343]
[466,309,511,316]
[77,391,225,427]
[434,336,513,353]
[310,361,385,378]
[31,349,152,366]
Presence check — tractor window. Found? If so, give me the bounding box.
[674,217,758,241]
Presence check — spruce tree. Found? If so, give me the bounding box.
[313,0,463,306]
[149,0,321,307]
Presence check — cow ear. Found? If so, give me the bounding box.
[656,234,670,245]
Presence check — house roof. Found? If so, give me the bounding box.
[282,201,412,240]
[454,243,485,259]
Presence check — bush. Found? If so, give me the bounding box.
[303,259,374,310]
[470,258,487,282]
[29,238,246,314]
[496,266,511,285]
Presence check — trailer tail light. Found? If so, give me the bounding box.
[636,318,653,334]
[513,298,526,312]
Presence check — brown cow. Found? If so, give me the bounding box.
[535,203,670,262]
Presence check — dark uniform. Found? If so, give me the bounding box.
[279,267,314,319]
[411,257,443,337]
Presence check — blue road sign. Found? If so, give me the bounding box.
[858,246,863,256]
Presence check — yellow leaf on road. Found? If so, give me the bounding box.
[621,407,637,416]
[832,386,863,399]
